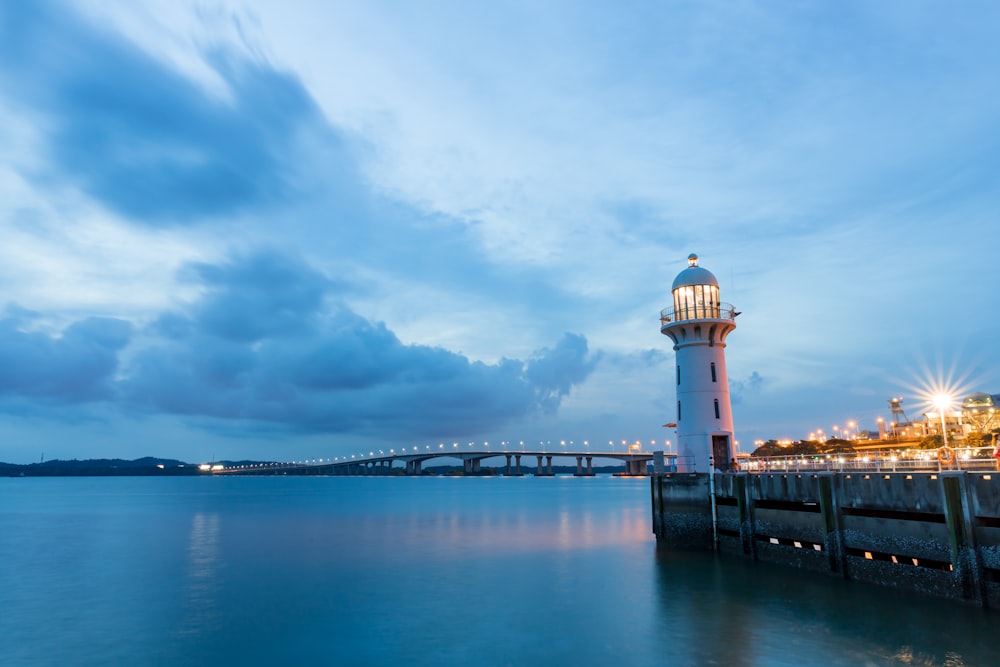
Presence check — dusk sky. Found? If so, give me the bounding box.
[1,1,998,464]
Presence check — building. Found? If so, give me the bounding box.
[659,254,738,472]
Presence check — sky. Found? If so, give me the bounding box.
[1,0,999,464]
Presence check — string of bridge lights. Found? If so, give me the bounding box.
[217,438,683,470]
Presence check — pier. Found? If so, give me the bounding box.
[651,467,1000,606]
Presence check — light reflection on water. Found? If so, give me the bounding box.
[178,512,222,638]
[0,475,996,666]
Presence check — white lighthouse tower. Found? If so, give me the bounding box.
[660,254,738,472]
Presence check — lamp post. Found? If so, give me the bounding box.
[934,394,952,448]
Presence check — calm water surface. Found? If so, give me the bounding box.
[1,475,996,666]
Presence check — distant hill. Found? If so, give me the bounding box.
[0,457,203,477]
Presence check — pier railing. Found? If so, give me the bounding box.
[740,449,999,474]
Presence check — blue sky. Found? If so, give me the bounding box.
[1,1,998,463]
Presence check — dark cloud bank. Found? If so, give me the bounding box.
[0,4,600,439]
[0,1,334,224]
[0,253,597,438]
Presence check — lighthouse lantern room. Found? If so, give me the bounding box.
[660,254,738,472]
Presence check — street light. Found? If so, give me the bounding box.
[934,393,952,448]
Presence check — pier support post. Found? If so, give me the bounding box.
[546,456,553,475]
[515,454,522,475]
[734,473,756,557]
[537,456,544,475]
[587,456,593,475]
[651,475,663,534]
[941,472,985,605]
[576,456,583,476]
[505,455,512,475]
[818,473,848,577]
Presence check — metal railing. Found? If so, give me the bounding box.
[738,448,999,474]
[660,302,736,324]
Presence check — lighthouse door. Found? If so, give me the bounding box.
[712,435,730,472]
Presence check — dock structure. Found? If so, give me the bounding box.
[652,471,1000,606]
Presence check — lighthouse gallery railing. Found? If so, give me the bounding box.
[660,302,737,324]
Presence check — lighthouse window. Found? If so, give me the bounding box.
[672,284,721,321]
[710,362,717,382]
[714,399,720,419]
[677,401,682,421]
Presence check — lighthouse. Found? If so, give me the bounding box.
[660,254,738,472]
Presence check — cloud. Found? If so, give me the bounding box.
[0,1,341,224]
[181,251,331,342]
[118,252,599,437]
[525,333,600,412]
[729,371,764,405]
[0,308,132,403]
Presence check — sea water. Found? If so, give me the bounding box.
[0,475,995,666]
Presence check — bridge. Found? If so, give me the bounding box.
[214,449,679,477]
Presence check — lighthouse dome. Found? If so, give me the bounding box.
[671,254,719,291]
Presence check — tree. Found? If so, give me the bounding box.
[918,434,943,450]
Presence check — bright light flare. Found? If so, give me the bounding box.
[933,393,953,411]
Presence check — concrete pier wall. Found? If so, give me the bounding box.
[651,471,1000,606]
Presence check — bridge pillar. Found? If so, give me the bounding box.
[546,455,553,475]
[624,459,648,475]
[515,455,522,475]
[576,456,583,475]
[505,454,512,475]
[587,456,593,475]
[536,456,544,475]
